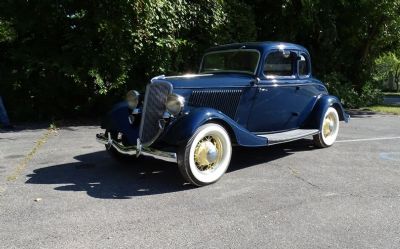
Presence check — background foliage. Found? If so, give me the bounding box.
[0,0,399,121]
[374,52,400,92]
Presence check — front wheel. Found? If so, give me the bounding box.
[178,123,232,186]
[313,107,340,148]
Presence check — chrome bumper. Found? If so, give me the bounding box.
[96,133,177,163]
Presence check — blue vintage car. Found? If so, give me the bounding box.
[96,42,349,186]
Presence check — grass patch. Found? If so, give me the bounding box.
[364,105,400,115]
[7,124,57,181]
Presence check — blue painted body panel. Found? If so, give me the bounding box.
[159,107,267,147]
[303,95,350,130]
[247,79,327,132]
[101,42,349,149]
[164,74,256,89]
[101,101,139,145]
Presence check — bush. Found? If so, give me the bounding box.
[0,0,256,121]
[0,0,396,120]
[324,73,360,108]
[324,72,383,108]
[359,81,384,106]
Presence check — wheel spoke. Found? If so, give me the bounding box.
[194,134,223,171]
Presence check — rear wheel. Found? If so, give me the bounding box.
[178,123,232,186]
[313,107,340,148]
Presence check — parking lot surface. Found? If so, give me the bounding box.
[1,113,400,249]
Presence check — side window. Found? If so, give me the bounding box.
[264,51,294,77]
[298,54,310,77]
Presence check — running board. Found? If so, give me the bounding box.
[257,129,319,145]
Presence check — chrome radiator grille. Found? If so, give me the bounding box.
[188,89,243,119]
[139,82,172,145]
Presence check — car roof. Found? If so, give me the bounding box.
[205,41,309,54]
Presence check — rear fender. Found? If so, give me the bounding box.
[160,107,267,147]
[303,95,350,130]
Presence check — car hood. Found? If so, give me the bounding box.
[161,73,255,89]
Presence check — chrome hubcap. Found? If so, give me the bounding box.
[323,113,336,138]
[194,136,223,171]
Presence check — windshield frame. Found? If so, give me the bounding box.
[199,49,261,75]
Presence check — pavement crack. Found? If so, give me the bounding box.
[6,126,57,181]
[288,166,321,189]
[345,193,400,199]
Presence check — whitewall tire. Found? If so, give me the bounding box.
[313,107,340,148]
[178,123,232,186]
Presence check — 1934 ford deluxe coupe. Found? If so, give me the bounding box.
[96,42,349,186]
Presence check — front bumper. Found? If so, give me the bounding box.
[96,133,177,163]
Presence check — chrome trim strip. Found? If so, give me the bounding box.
[96,133,177,163]
[141,148,177,163]
[138,83,151,144]
[151,75,166,81]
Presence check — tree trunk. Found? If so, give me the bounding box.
[395,64,400,92]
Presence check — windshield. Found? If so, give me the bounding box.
[200,49,260,75]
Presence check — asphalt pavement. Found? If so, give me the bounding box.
[1,113,400,249]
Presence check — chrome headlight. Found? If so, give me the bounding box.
[166,93,184,116]
[126,90,140,109]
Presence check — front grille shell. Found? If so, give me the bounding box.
[139,81,172,146]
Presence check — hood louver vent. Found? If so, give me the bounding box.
[188,89,242,119]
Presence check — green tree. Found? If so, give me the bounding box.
[374,52,400,91]
[247,0,400,89]
[1,0,400,120]
[0,0,255,120]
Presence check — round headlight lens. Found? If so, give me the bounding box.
[166,93,185,116]
[126,90,140,109]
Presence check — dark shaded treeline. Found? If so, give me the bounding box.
[0,0,399,120]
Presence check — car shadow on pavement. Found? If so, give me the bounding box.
[26,139,317,199]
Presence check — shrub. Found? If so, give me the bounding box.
[359,81,384,106]
[324,72,383,108]
[0,0,256,121]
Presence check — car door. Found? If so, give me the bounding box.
[290,53,322,128]
[247,50,316,133]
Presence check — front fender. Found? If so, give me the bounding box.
[303,95,350,130]
[101,101,139,145]
[160,107,267,147]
